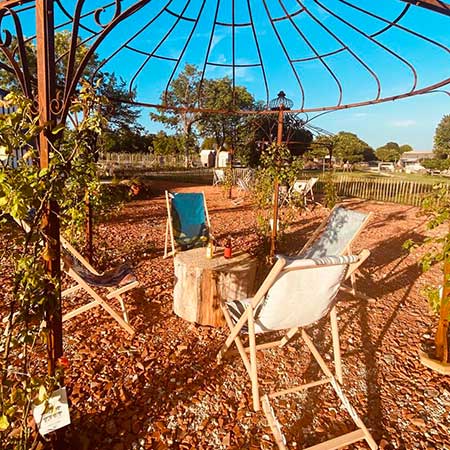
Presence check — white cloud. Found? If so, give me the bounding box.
[390,119,417,128]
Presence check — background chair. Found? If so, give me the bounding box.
[14,217,138,335]
[217,252,376,450]
[164,191,211,258]
[293,177,318,206]
[61,238,138,336]
[212,168,225,186]
[298,204,372,298]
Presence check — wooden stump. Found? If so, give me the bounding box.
[174,247,258,326]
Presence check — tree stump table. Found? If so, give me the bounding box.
[173,247,258,326]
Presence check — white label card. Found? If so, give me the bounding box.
[32,387,71,436]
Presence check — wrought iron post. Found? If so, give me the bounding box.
[36,0,63,376]
[269,107,284,259]
[269,91,293,259]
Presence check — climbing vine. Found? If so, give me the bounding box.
[405,184,450,365]
[252,143,303,248]
[0,83,106,449]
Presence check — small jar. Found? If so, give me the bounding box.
[224,236,232,259]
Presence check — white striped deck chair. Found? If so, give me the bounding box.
[298,205,372,299]
[217,251,377,450]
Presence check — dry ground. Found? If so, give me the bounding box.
[2,180,450,449]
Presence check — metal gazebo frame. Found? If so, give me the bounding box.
[0,0,449,380]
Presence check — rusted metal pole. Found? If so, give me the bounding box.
[36,0,63,376]
[269,107,284,259]
[85,191,93,263]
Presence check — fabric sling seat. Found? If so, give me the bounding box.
[12,216,138,336]
[61,238,138,336]
[298,204,372,298]
[217,251,377,450]
[164,191,211,258]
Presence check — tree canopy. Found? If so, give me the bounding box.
[150,64,202,165]
[0,31,143,154]
[434,114,450,159]
[375,141,405,162]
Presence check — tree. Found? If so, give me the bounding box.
[308,131,373,164]
[400,144,413,154]
[197,76,254,151]
[1,31,143,154]
[150,64,202,166]
[102,127,154,153]
[434,114,450,159]
[333,132,373,163]
[239,113,313,167]
[152,131,182,155]
[375,141,405,162]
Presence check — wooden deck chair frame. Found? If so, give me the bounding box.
[217,251,377,450]
[164,191,211,259]
[299,204,372,300]
[61,238,138,336]
[15,218,137,336]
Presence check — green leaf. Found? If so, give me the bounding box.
[38,384,47,402]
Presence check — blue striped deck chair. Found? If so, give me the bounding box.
[164,191,211,258]
[298,204,372,299]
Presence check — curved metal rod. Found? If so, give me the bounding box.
[91,0,172,85]
[272,7,305,22]
[129,0,192,98]
[0,7,31,97]
[60,0,152,124]
[262,0,305,108]
[197,0,221,99]
[163,0,206,104]
[278,0,343,107]
[370,4,410,37]
[111,76,449,114]
[313,0,418,94]
[247,0,269,105]
[339,0,449,53]
[297,0,382,101]
[165,7,196,22]
[289,5,411,63]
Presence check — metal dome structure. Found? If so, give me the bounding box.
[0,0,448,373]
[0,1,448,121]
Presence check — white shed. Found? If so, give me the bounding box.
[218,150,231,167]
[200,149,216,167]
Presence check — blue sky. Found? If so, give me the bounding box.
[8,1,450,151]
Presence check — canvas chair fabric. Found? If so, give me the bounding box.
[294,177,318,204]
[226,254,357,334]
[13,216,138,335]
[164,191,211,257]
[61,248,134,288]
[61,238,138,335]
[299,206,370,258]
[217,251,377,449]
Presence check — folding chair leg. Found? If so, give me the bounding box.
[218,306,252,375]
[248,312,260,411]
[116,293,129,323]
[164,219,170,259]
[279,326,299,347]
[330,306,343,384]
